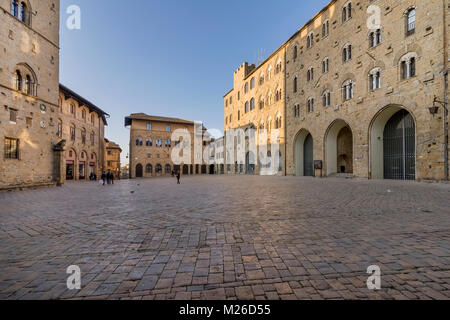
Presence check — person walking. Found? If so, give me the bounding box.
[101,171,106,186]
[176,170,181,184]
[110,171,115,185]
[106,171,111,185]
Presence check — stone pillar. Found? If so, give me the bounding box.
[53,140,66,186]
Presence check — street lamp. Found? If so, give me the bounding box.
[429,95,449,181]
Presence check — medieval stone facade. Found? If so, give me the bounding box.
[1,1,110,188]
[0,0,60,188]
[58,85,108,182]
[125,113,212,179]
[224,48,287,175]
[223,0,449,181]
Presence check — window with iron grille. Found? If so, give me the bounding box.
[4,137,19,159]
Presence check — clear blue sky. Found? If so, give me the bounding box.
[59,0,330,165]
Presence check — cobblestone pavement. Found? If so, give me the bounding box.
[0,176,449,300]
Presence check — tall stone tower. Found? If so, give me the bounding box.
[0,0,60,187]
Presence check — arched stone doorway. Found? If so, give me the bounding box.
[370,106,416,180]
[294,130,314,176]
[79,151,88,180]
[135,164,143,178]
[325,120,353,176]
[66,148,77,180]
[245,152,255,175]
[183,164,189,175]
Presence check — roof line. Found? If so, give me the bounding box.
[223,0,337,96]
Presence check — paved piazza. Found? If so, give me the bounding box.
[0,176,449,300]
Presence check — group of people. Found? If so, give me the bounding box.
[100,170,115,186]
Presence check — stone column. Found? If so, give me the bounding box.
[53,140,66,186]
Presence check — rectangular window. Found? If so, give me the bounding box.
[147,123,152,131]
[9,109,17,123]
[166,125,171,132]
[4,138,19,159]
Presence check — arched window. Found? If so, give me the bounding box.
[342,80,354,100]
[81,128,86,144]
[90,131,95,146]
[369,29,382,48]
[14,64,37,96]
[57,120,63,138]
[250,98,255,111]
[156,139,162,147]
[136,137,143,146]
[267,91,272,105]
[244,82,249,93]
[70,125,76,141]
[322,90,331,107]
[342,2,352,22]
[293,76,298,93]
[276,59,282,74]
[155,164,162,173]
[400,54,417,80]
[406,8,416,35]
[275,88,282,102]
[14,70,22,91]
[293,46,298,59]
[307,32,314,48]
[322,58,329,73]
[259,96,264,109]
[294,104,300,118]
[259,72,265,85]
[369,68,382,91]
[165,164,171,174]
[307,97,315,113]
[11,0,18,17]
[250,77,255,89]
[11,1,30,25]
[146,138,153,147]
[146,164,153,174]
[238,110,241,120]
[81,109,86,120]
[343,44,352,63]
[275,115,282,129]
[70,104,75,115]
[245,101,249,113]
[267,65,273,80]
[322,20,329,38]
[307,67,314,82]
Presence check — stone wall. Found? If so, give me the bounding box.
[284,0,449,180]
[0,0,60,187]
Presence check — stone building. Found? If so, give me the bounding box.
[125,113,212,179]
[223,0,449,181]
[0,0,61,188]
[105,139,122,179]
[0,1,110,189]
[58,85,108,181]
[224,47,287,175]
[285,0,449,181]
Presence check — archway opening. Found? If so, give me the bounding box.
[135,164,143,178]
[294,130,313,176]
[370,106,416,180]
[325,120,353,176]
[245,152,255,175]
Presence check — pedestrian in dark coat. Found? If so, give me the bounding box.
[176,171,181,184]
[101,171,106,186]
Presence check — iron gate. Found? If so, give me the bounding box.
[383,110,415,180]
[304,134,314,176]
